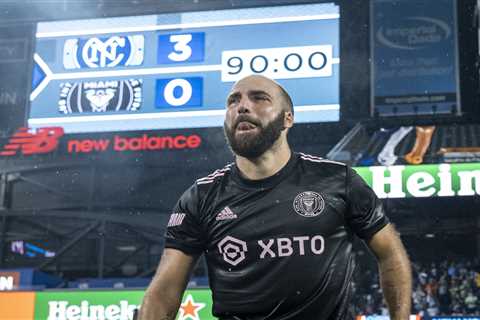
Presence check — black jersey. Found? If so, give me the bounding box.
[165,152,389,320]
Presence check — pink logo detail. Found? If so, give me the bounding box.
[167,213,186,227]
[258,235,325,259]
[215,206,237,221]
[217,236,247,266]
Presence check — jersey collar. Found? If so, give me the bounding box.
[231,152,298,189]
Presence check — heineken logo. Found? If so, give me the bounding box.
[34,289,213,320]
[47,300,139,320]
[354,163,480,198]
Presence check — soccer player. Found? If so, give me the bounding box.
[138,75,412,320]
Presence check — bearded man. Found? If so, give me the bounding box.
[138,75,412,320]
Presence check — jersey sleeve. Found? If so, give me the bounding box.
[164,184,206,255]
[345,166,389,240]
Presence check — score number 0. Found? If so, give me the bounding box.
[155,77,203,108]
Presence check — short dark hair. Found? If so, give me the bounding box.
[276,83,294,116]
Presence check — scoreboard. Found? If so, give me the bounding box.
[29,3,340,133]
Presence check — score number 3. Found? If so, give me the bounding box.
[158,32,205,64]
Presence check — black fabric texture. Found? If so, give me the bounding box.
[164,152,389,320]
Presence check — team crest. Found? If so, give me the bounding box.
[58,79,142,114]
[293,191,325,217]
[63,35,144,69]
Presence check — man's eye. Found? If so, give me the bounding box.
[254,96,267,100]
[228,97,239,105]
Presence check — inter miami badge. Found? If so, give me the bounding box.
[293,191,325,218]
[58,79,142,114]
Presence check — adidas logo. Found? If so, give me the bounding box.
[216,206,237,221]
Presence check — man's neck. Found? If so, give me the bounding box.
[235,140,292,181]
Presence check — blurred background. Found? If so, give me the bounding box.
[0,0,479,319]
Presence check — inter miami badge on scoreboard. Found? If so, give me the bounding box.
[58,79,142,114]
[63,35,144,69]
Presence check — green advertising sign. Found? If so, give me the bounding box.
[354,163,480,198]
[34,289,217,320]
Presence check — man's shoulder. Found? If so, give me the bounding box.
[195,162,235,186]
[297,152,346,169]
[295,152,350,181]
[176,163,234,206]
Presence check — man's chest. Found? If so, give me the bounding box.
[202,181,348,259]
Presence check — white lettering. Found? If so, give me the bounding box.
[293,236,309,255]
[407,172,436,197]
[90,304,105,320]
[120,301,130,320]
[84,81,118,90]
[311,235,325,254]
[0,276,14,290]
[0,91,17,105]
[47,301,68,320]
[437,164,455,196]
[358,164,480,199]
[81,301,89,319]
[370,166,406,198]
[277,238,293,257]
[47,300,140,320]
[105,304,121,320]
[258,239,276,258]
[66,305,81,320]
[457,170,480,196]
[127,304,138,319]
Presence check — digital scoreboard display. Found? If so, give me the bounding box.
[29,3,340,133]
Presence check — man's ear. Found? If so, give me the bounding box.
[284,111,294,129]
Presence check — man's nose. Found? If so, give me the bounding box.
[237,97,251,114]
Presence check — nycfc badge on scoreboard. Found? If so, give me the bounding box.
[293,191,325,218]
[63,35,144,69]
[58,79,142,114]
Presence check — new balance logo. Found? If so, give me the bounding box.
[0,127,64,156]
[167,213,186,227]
[215,206,237,221]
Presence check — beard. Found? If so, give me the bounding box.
[224,111,285,159]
